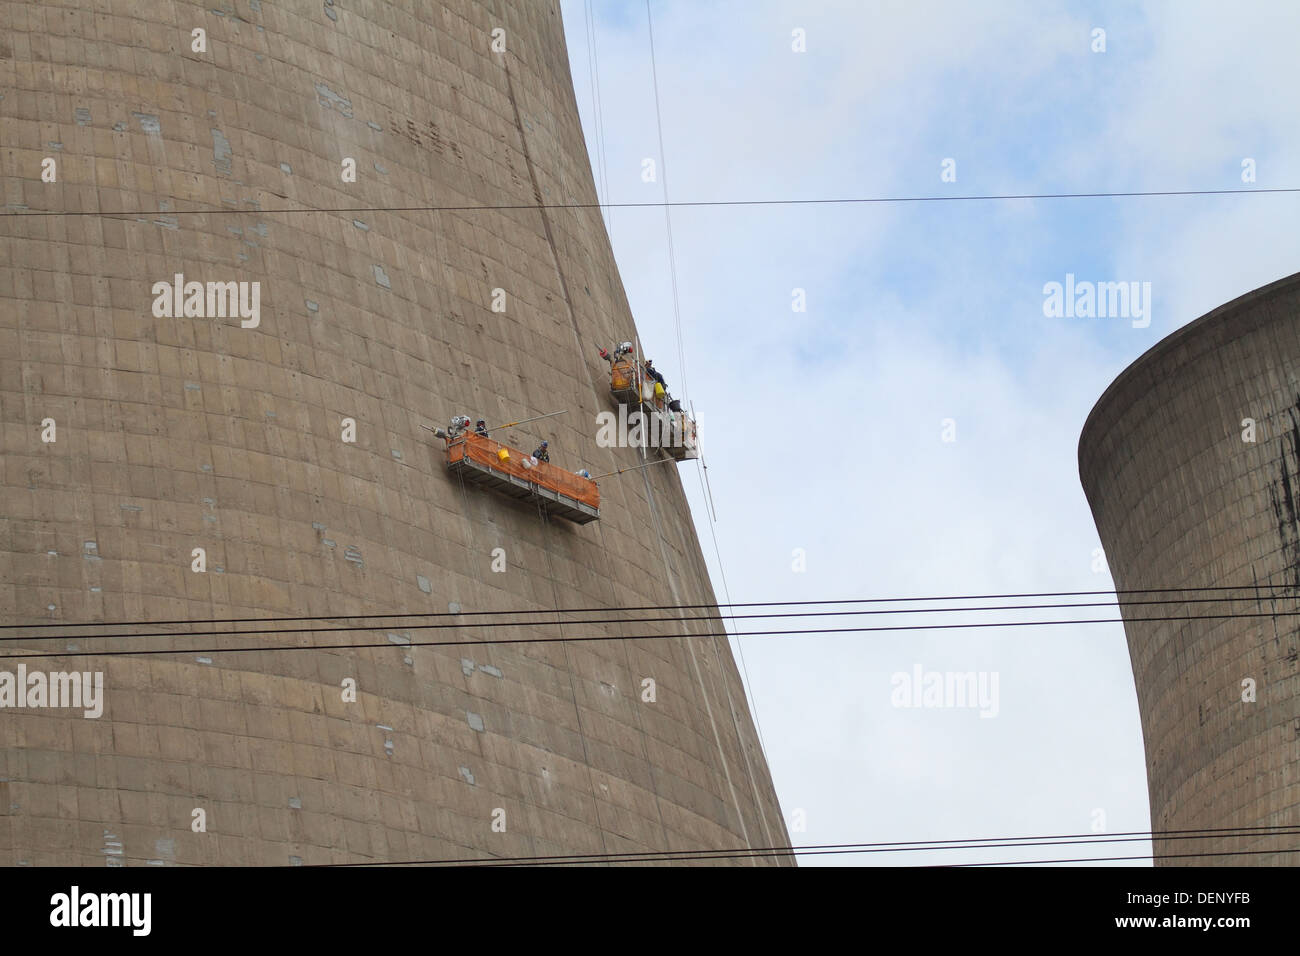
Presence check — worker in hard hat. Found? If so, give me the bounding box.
[644,360,667,404]
[603,342,633,362]
[474,419,489,437]
[532,440,550,463]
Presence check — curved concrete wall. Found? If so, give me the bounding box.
[0,0,788,865]
[1079,271,1300,866]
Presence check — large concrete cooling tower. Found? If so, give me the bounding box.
[1079,271,1300,866]
[0,1,789,865]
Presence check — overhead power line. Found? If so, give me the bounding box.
[5,583,1291,631]
[2,607,1298,661]
[2,594,1294,644]
[1,187,1297,221]
[950,847,1292,867]
[319,823,1300,867]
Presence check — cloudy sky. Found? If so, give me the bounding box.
[559,0,1300,865]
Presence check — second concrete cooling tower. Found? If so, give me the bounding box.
[0,1,789,865]
[1079,272,1300,866]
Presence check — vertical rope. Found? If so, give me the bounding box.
[644,0,689,408]
[534,498,612,861]
[497,25,617,859]
[584,0,614,240]
[642,0,781,856]
[427,119,541,858]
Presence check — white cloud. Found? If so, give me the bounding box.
[564,0,1299,865]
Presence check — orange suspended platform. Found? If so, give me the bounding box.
[608,359,699,461]
[445,432,600,524]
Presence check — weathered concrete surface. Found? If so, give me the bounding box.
[0,0,789,865]
[1080,272,1300,866]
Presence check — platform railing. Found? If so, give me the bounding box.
[448,432,600,510]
